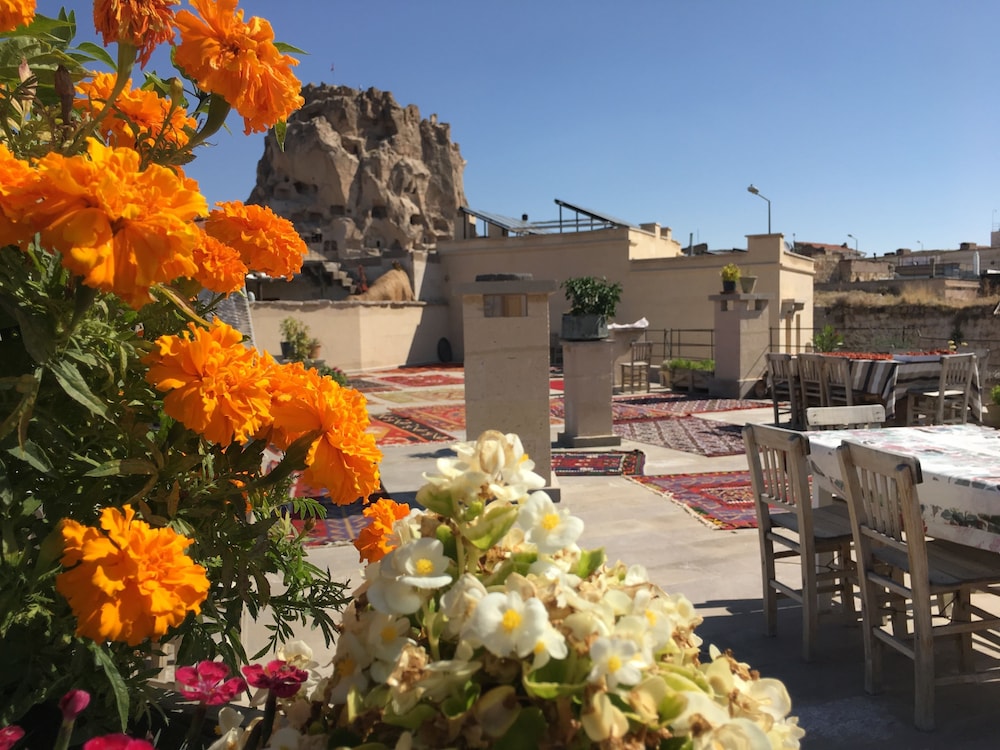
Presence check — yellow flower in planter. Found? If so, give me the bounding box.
[56,505,209,646]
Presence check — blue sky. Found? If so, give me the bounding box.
[67,1,1000,255]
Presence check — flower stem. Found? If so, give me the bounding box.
[181,704,207,750]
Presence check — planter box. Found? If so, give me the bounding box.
[561,313,609,341]
[668,367,713,393]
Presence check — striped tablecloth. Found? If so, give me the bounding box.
[807,424,1000,552]
[846,357,981,421]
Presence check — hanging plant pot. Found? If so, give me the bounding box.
[561,313,609,341]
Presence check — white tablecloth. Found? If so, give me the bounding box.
[806,424,1000,552]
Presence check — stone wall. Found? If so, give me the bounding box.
[815,302,1000,384]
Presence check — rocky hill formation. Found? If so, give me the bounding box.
[248,84,467,259]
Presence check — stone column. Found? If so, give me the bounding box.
[459,275,557,487]
[558,340,621,448]
[709,292,773,398]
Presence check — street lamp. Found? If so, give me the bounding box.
[746,184,771,233]
[847,233,859,253]
[917,240,924,251]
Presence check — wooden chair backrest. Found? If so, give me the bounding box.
[939,353,976,391]
[805,404,886,430]
[743,423,814,536]
[835,440,926,569]
[631,340,652,364]
[766,352,796,389]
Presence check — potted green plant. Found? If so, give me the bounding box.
[560,275,623,341]
[985,384,1000,428]
[720,263,741,293]
[661,357,715,392]
[279,316,320,362]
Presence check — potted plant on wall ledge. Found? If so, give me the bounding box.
[720,262,741,293]
[560,275,623,341]
[280,316,321,362]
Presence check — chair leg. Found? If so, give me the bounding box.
[913,603,936,732]
[955,588,974,672]
[801,553,819,662]
[858,574,883,695]
[761,538,778,637]
[838,542,857,621]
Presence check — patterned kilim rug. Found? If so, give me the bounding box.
[390,404,467,433]
[367,412,456,445]
[288,498,371,547]
[347,377,396,393]
[378,372,465,388]
[548,396,771,422]
[613,416,746,457]
[628,471,756,530]
[372,388,466,405]
[551,450,645,476]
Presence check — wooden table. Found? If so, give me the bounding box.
[806,424,1000,552]
[843,356,982,421]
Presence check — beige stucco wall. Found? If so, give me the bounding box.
[437,230,814,362]
[251,300,449,373]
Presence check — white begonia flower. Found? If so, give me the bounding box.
[207,707,259,750]
[462,589,558,658]
[624,563,650,585]
[365,611,414,664]
[671,690,731,735]
[440,573,488,636]
[628,588,675,652]
[516,491,584,554]
[693,718,772,750]
[529,618,569,670]
[276,639,316,670]
[580,690,629,742]
[394,537,453,589]
[456,430,547,490]
[587,635,648,689]
[328,630,372,704]
[767,716,805,749]
[364,557,424,615]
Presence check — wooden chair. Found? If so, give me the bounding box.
[805,404,886,430]
[821,355,854,407]
[906,353,977,426]
[797,353,828,409]
[742,423,856,661]
[835,440,1000,731]
[765,352,802,428]
[620,340,652,393]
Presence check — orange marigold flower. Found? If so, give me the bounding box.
[192,230,248,294]
[76,72,196,150]
[143,319,272,446]
[267,360,382,505]
[204,201,306,280]
[173,0,303,134]
[354,498,410,563]
[30,139,206,308]
[93,0,177,68]
[0,142,42,247]
[55,504,209,646]
[0,0,35,32]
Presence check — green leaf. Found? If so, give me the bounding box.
[272,42,307,55]
[74,41,116,70]
[84,458,158,478]
[494,706,546,750]
[462,503,518,550]
[273,119,287,150]
[7,439,53,473]
[91,643,130,731]
[382,702,437,731]
[48,358,109,419]
[573,547,606,579]
[522,652,589,700]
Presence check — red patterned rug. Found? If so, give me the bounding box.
[390,404,467,433]
[628,471,756,530]
[551,450,645,476]
[548,395,770,422]
[288,498,372,547]
[613,416,746,457]
[367,413,456,445]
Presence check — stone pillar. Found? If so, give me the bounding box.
[558,340,621,448]
[709,293,773,398]
[459,275,558,486]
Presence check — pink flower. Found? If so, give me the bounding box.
[175,660,246,706]
[59,689,90,722]
[82,736,154,750]
[0,726,24,750]
[241,659,309,699]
